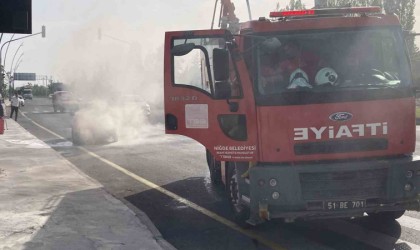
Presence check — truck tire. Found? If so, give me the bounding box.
[206,150,222,185]
[368,210,405,220]
[227,164,250,227]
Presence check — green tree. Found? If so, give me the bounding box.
[312,0,417,57]
[31,84,48,97]
[276,0,306,11]
[393,0,418,57]
[317,0,381,8]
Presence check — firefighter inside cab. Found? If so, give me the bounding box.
[257,29,402,95]
[259,37,327,94]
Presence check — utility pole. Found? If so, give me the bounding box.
[0,25,46,98]
[10,43,23,74]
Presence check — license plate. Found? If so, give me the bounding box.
[325,200,366,210]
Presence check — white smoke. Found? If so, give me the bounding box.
[51,15,166,144]
[42,0,285,145]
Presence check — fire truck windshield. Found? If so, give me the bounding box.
[253,28,411,95]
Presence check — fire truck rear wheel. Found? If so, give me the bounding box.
[228,165,250,227]
[206,150,222,185]
[367,210,405,220]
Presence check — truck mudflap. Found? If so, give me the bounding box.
[246,156,420,224]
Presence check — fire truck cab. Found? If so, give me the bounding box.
[164,7,420,225]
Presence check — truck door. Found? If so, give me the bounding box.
[164,29,258,162]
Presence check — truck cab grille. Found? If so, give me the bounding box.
[294,138,388,155]
[300,168,388,200]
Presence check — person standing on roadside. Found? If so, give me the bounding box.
[0,98,4,117]
[10,92,20,121]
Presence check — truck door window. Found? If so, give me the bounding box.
[174,49,211,92]
[172,37,241,98]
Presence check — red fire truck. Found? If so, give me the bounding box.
[164,5,420,226]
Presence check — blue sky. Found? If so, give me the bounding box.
[1,0,419,87]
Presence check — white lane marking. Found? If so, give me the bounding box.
[317,220,420,250]
[398,215,420,232]
[20,112,65,140]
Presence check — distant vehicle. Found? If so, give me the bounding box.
[18,95,25,106]
[52,91,78,113]
[22,89,33,100]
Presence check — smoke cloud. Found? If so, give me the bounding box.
[42,0,285,145]
[52,15,166,144]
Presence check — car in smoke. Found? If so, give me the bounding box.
[52,91,79,112]
[18,95,25,106]
[71,96,152,145]
[71,102,118,145]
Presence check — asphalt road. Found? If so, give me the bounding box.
[16,98,420,250]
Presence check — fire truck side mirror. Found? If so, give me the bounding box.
[213,48,231,99]
[403,30,420,38]
[214,81,232,99]
[171,43,195,56]
[213,48,229,81]
[414,78,420,92]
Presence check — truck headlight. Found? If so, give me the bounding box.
[404,183,413,192]
[272,192,280,200]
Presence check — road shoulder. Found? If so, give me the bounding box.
[0,118,175,250]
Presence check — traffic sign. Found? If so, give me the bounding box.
[13,73,36,81]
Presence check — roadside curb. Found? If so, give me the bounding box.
[61,155,176,250]
[123,201,177,250]
[16,112,176,250]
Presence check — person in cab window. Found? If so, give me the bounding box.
[279,40,325,85]
[0,98,4,118]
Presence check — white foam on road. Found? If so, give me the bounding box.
[398,215,420,232]
[3,139,50,149]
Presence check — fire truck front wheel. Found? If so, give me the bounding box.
[367,210,405,220]
[228,164,250,227]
